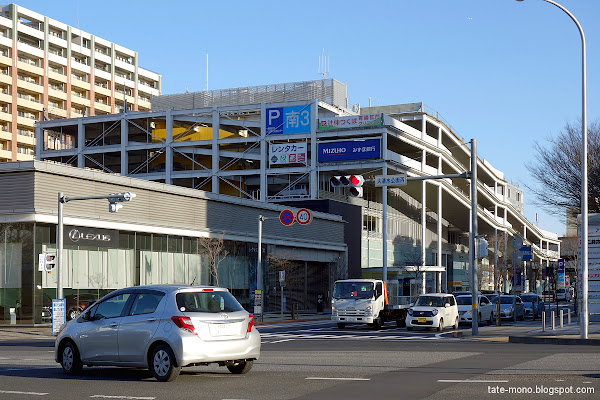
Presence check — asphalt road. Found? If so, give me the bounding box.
[0,309,596,400]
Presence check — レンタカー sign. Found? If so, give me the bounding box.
[318,138,381,163]
[318,113,383,130]
[269,142,307,165]
[266,105,311,135]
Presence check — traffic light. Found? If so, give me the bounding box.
[44,254,56,272]
[330,175,364,197]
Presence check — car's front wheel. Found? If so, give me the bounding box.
[227,360,254,374]
[151,344,181,382]
[60,341,82,375]
[453,317,459,330]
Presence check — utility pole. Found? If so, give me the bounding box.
[470,139,479,336]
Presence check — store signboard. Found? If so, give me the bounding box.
[269,142,307,165]
[266,105,311,135]
[64,225,119,248]
[318,113,383,130]
[317,138,381,163]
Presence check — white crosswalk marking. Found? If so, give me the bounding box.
[259,332,440,341]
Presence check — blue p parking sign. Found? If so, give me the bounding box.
[266,106,311,135]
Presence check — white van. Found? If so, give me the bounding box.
[406,293,459,332]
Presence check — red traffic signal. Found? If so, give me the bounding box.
[330,175,364,197]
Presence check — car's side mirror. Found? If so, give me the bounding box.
[445,303,450,308]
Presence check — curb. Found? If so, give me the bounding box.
[508,335,600,346]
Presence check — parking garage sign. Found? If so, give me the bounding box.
[266,105,312,135]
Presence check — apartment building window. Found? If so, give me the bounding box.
[95,46,110,56]
[72,90,87,99]
[17,146,34,155]
[0,103,9,113]
[49,81,64,91]
[82,38,91,49]
[49,64,64,75]
[17,110,38,120]
[517,192,521,202]
[95,97,108,105]
[0,28,9,39]
[48,100,64,109]
[17,128,34,137]
[139,94,150,102]
[71,72,88,83]
[18,16,41,31]
[48,28,64,39]
[139,79,155,89]
[17,56,40,67]
[17,34,41,49]
[71,53,88,66]
[115,69,131,80]
[94,79,109,89]
[0,85,9,95]
[48,45,64,58]
[0,67,9,76]
[17,92,39,103]
[0,124,9,132]
[18,74,39,85]
[115,53,133,64]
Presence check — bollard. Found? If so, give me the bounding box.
[542,311,546,332]
[551,311,555,330]
[560,309,564,328]
[568,310,572,326]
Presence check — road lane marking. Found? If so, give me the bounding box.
[269,339,295,344]
[438,379,509,383]
[306,377,370,381]
[0,390,48,396]
[89,396,156,400]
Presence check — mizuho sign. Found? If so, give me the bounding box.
[64,226,119,248]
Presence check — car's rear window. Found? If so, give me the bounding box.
[176,291,244,313]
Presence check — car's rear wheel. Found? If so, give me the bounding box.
[437,319,444,332]
[488,313,493,325]
[336,323,346,329]
[453,317,459,330]
[60,341,82,375]
[151,344,181,382]
[227,360,254,374]
[371,316,383,330]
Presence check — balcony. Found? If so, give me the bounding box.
[93,101,111,114]
[16,132,35,146]
[0,128,11,141]
[71,93,90,107]
[48,87,67,100]
[0,109,11,123]
[0,148,11,160]
[70,76,90,91]
[16,93,42,111]
[48,71,67,83]
[17,75,43,93]
[47,105,66,118]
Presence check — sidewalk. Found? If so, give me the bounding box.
[460,318,600,345]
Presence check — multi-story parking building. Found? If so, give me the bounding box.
[35,78,560,300]
[0,3,161,162]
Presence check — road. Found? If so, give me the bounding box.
[0,309,596,400]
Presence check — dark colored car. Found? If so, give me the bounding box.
[65,293,99,320]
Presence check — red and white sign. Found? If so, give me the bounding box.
[279,209,295,226]
[296,208,312,225]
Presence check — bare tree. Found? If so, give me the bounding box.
[198,232,229,287]
[527,120,600,215]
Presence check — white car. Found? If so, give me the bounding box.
[456,295,494,325]
[555,288,572,302]
[55,285,260,382]
[406,294,459,332]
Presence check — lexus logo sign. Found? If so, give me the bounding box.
[68,229,112,243]
[64,226,119,248]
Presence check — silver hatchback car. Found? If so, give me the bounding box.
[55,285,260,381]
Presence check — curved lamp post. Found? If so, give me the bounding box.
[516,0,588,338]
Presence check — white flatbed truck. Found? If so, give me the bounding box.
[331,279,410,329]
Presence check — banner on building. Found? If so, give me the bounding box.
[269,142,307,165]
[317,138,381,163]
[318,113,383,130]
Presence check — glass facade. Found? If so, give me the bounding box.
[0,222,333,324]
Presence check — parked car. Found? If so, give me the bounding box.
[55,285,260,382]
[520,293,545,318]
[456,295,494,325]
[556,288,572,302]
[498,295,525,321]
[65,293,99,321]
[451,291,474,298]
[406,293,459,332]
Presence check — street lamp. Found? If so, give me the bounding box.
[56,192,136,299]
[516,0,588,338]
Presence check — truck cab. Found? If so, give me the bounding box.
[331,279,408,329]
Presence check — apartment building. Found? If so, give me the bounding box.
[0,3,161,162]
[36,79,561,296]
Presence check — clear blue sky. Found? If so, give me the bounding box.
[17,0,600,236]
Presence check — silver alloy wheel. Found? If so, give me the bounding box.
[62,346,73,371]
[153,349,170,377]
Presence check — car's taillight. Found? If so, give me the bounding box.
[247,314,255,332]
[171,316,196,335]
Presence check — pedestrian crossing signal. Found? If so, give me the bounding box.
[44,254,56,272]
